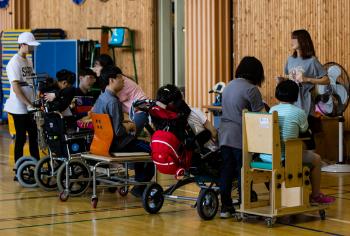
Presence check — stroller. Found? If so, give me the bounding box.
[133,99,225,220]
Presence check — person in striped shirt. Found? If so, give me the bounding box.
[260,80,334,204]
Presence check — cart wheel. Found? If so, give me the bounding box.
[34,156,63,191]
[319,210,326,220]
[233,213,243,222]
[91,197,98,208]
[108,187,118,193]
[142,183,164,214]
[57,159,91,197]
[59,191,69,202]
[118,186,129,197]
[17,161,38,188]
[265,217,276,227]
[196,188,219,220]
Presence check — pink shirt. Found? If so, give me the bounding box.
[117,76,148,113]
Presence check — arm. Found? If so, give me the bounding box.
[301,75,330,85]
[47,87,75,112]
[203,120,217,141]
[107,101,133,137]
[12,81,33,106]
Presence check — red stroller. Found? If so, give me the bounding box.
[133,99,223,220]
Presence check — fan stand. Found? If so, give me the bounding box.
[322,116,350,172]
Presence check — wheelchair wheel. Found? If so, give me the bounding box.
[34,156,63,191]
[196,188,219,220]
[142,183,164,214]
[17,161,38,188]
[14,156,37,173]
[57,159,91,197]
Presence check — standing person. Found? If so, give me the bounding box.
[282,29,330,145]
[4,32,40,177]
[219,56,266,218]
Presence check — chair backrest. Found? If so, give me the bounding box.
[90,113,114,156]
[109,28,125,46]
[243,111,280,155]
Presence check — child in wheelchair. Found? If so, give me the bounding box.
[134,84,222,179]
[259,80,335,204]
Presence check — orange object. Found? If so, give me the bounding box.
[90,113,114,156]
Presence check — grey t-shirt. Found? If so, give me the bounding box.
[219,78,264,149]
[284,56,327,115]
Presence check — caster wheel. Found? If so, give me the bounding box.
[91,197,98,208]
[142,183,164,214]
[233,213,242,222]
[118,186,129,197]
[196,188,219,220]
[265,217,276,227]
[319,210,326,220]
[59,191,69,202]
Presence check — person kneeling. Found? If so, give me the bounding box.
[93,65,154,197]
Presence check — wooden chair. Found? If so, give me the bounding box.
[240,110,328,227]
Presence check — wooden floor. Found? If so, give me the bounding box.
[0,126,349,236]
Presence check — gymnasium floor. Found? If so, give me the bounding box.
[0,126,349,236]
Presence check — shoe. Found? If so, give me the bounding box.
[310,193,335,205]
[130,185,146,198]
[220,205,236,219]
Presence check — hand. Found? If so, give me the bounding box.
[125,122,136,133]
[44,92,56,102]
[295,70,306,83]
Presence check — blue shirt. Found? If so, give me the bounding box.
[260,103,308,162]
[93,89,134,150]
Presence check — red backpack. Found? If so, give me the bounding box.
[151,130,192,178]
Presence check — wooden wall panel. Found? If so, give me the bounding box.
[234,0,350,128]
[0,0,29,32]
[29,0,158,97]
[185,0,232,108]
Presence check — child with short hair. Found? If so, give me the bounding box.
[43,69,76,116]
[260,80,334,204]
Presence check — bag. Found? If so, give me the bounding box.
[151,130,192,175]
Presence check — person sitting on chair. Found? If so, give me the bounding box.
[260,80,335,204]
[92,65,154,197]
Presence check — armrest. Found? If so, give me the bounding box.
[285,137,310,142]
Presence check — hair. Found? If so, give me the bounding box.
[275,80,299,103]
[291,29,316,59]
[79,68,96,78]
[156,84,191,116]
[95,54,114,67]
[235,56,265,86]
[56,69,76,85]
[156,84,183,105]
[100,65,123,90]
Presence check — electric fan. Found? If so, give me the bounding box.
[316,62,350,172]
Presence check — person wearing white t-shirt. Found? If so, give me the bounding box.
[187,108,218,151]
[4,32,40,176]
